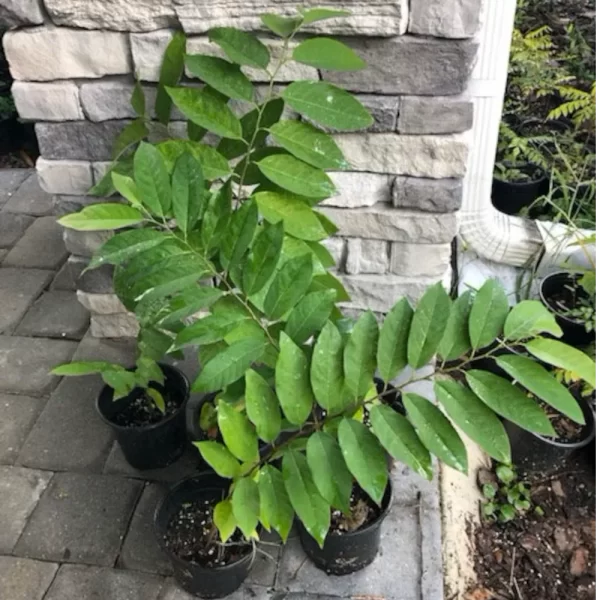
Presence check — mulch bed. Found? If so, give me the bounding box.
[469,451,596,600]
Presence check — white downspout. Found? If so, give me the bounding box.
[460,0,544,267]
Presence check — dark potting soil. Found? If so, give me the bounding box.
[545,279,590,321]
[470,454,595,600]
[542,401,587,443]
[165,498,251,568]
[330,484,381,536]
[111,391,179,428]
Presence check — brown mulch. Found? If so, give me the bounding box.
[470,452,596,600]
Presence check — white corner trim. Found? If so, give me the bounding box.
[460,0,548,268]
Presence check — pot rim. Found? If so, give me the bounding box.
[96,362,190,433]
[539,271,593,329]
[154,472,254,573]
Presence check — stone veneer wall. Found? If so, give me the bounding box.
[3,0,481,338]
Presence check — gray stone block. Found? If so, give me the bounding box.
[0,168,31,207]
[15,472,142,565]
[16,291,90,340]
[356,95,399,132]
[3,216,68,269]
[36,158,94,196]
[0,268,53,334]
[91,313,140,338]
[393,177,463,213]
[321,238,346,270]
[12,81,84,122]
[76,259,115,294]
[0,0,44,28]
[3,172,53,216]
[36,121,127,161]
[0,211,35,248]
[323,37,478,95]
[0,467,52,553]
[390,242,452,278]
[0,336,78,396]
[118,483,173,575]
[0,556,58,600]
[44,565,164,600]
[17,376,113,472]
[72,330,136,364]
[52,194,119,217]
[398,96,474,135]
[323,172,392,209]
[50,260,77,291]
[63,228,113,257]
[346,239,389,275]
[0,394,45,464]
[77,292,127,315]
[409,0,483,38]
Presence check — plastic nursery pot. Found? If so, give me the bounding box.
[298,480,393,576]
[154,473,253,599]
[540,272,595,346]
[491,165,549,216]
[504,394,596,473]
[97,363,189,470]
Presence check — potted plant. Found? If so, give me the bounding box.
[55,11,597,595]
[52,355,190,470]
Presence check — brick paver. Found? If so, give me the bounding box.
[3,172,53,216]
[0,394,46,464]
[0,169,31,207]
[0,556,58,600]
[0,211,35,248]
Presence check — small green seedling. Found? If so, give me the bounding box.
[51,356,166,414]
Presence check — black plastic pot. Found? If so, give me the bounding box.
[492,165,549,216]
[154,473,253,598]
[298,481,393,576]
[540,272,595,346]
[97,363,189,470]
[504,395,596,473]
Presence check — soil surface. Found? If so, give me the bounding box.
[112,390,180,428]
[470,453,596,600]
[545,278,591,323]
[542,401,587,443]
[330,484,381,536]
[165,498,251,567]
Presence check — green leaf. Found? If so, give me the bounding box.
[200,180,232,252]
[300,8,351,24]
[282,81,373,131]
[214,500,237,542]
[174,312,248,348]
[208,27,270,70]
[88,229,166,270]
[257,466,294,541]
[194,441,241,478]
[310,272,351,303]
[466,370,555,436]
[51,361,119,376]
[134,142,171,216]
[377,298,414,383]
[495,355,586,424]
[469,280,510,350]
[306,241,336,269]
[232,477,260,539]
[275,332,315,425]
[404,393,468,474]
[112,119,149,160]
[245,369,281,443]
[282,449,330,548]
[525,338,596,389]
[306,431,353,513]
[260,14,302,37]
[130,80,146,117]
[220,200,258,270]
[293,38,365,71]
[187,120,206,142]
[504,300,563,340]
[156,139,231,181]
[255,190,329,241]
[311,321,350,414]
[407,283,451,369]
[438,292,472,361]
[57,204,144,231]
[193,338,268,393]
[166,87,242,140]
[370,404,433,480]
[90,158,134,197]
[155,31,186,125]
[146,388,165,413]
[344,311,379,399]
[269,120,349,170]
[185,54,254,101]
[217,399,259,462]
[338,418,388,505]
[135,356,164,387]
[218,99,284,160]
[257,155,336,198]
[435,380,511,463]
[111,173,141,207]
[171,152,205,236]
[264,253,313,320]
[243,221,284,295]
[284,289,337,345]
[102,369,138,400]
